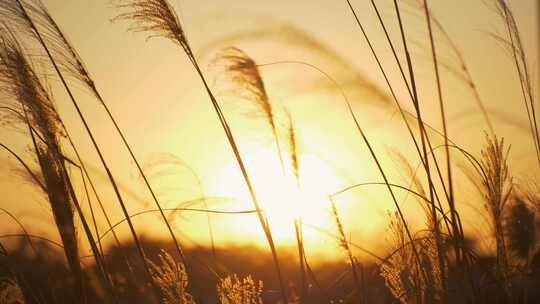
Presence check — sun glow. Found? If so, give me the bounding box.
[216,145,342,243]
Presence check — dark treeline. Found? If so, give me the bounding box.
[1,236,540,303]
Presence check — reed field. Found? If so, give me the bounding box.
[0,0,538,303]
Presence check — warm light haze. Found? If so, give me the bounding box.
[0,0,538,303]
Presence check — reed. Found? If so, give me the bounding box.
[381,212,445,303]
[394,151,449,300]
[216,274,264,304]
[211,47,285,171]
[372,4,457,288]
[345,1,481,300]
[4,1,160,299]
[147,250,195,304]
[26,0,191,276]
[390,2,454,277]
[463,135,513,297]
[0,0,537,303]
[0,29,110,301]
[114,1,289,302]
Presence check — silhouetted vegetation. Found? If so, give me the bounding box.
[0,0,538,303]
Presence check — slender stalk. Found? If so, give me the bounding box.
[190,56,289,303]
[389,2,449,300]
[347,77,428,284]
[498,1,540,163]
[403,4,478,300]
[341,1,431,285]
[343,0,454,243]
[365,0,456,247]
[422,0,460,268]
[303,256,329,302]
[357,5,470,298]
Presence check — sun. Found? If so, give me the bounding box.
[215,144,341,243]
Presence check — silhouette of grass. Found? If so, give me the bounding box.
[0,0,537,303]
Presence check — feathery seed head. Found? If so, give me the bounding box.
[114,0,190,55]
[217,274,264,304]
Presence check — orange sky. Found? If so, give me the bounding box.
[0,0,538,262]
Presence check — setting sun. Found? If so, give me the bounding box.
[216,145,341,242]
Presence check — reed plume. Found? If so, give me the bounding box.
[211,47,285,170]
[216,274,263,304]
[380,211,415,303]
[392,150,451,299]
[380,211,444,303]
[147,250,195,304]
[114,1,289,302]
[0,30,86,301]
[465,135,513,295]
[115,0,190,52]
[480,136,513,275]
[285,112,299,185]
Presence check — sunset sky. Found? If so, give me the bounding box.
[1,0,538,262]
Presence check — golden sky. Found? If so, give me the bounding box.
[1,0,538,262]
